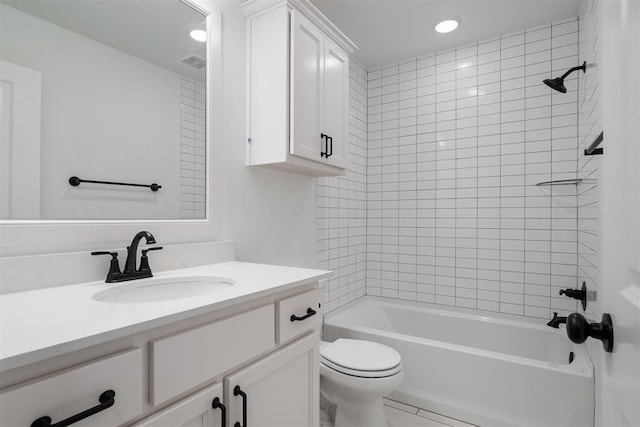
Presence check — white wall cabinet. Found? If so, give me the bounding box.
[243,0,356,177]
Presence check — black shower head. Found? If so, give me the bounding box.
[543,61,586,93]
[543,77,567,93]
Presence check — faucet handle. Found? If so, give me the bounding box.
[91,251,122,282]
[139,246,163,273]
[141,246,163,256]
[91,251,117,257]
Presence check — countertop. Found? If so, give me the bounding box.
[0,262,331,371]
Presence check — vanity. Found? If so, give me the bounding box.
[0,248,330,426]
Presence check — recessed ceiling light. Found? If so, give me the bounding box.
[190,29,207,42]
[434,18,460,34]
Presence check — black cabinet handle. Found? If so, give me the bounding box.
[233,385,247,427]
[31,390,115,427]
[320,133,328,157]
[290,307,317,322]
[212,396,226,427]
[327,136,333,158]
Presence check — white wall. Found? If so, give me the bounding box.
[1,4,181,219]
[210,2,317,268]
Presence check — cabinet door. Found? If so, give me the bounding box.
[322,39,349,169]
[290,9,323,162]
[133,383,224,427]
[225,332,319,427]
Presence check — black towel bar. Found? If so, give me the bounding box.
[69,176,161,192]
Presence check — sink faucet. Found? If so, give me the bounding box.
[547,312,568,328]
[92,231,162,282]
[124,231,156,274]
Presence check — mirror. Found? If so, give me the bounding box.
[0,0,208,220]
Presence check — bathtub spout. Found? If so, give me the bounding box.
[547,312,567,328]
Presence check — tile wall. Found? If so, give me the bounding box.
[577,0,601,321]
[317,61,368,313]
[180,76,207,219]
[364,18,581,318]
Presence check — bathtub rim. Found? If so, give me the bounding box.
[322,296,593,376]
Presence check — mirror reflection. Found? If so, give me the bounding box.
[0,0,207,220]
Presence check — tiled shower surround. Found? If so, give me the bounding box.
[318,61,368,313]
[319,18,583,318]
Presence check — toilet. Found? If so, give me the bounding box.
[319,339,403,427]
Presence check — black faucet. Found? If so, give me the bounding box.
[92,231,162,283]
[124,231,156,274]
[547,312,568,328]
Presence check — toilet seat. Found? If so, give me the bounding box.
[320,339,402,378]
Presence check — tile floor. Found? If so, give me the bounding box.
[383,398,477,427]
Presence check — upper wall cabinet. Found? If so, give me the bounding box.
[242,0,357,177]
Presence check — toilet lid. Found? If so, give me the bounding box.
[320,339,402,372]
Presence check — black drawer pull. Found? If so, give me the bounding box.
[233,385,247,427]
[212,396,226,427]
[31,390,115,427]
[290,307,317,322]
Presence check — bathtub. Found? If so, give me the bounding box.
[323,297,594,427]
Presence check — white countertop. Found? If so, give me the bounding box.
[0,262,331,372]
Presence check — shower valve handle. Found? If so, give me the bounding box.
[559,282,587,310]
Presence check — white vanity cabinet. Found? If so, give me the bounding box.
[132,383,225,427]
[0,280,323,427]
[141,289,321,427]
[225,332,319,427]
[0,349,143,427]
[243,0,356,177]
[137,332,318,427]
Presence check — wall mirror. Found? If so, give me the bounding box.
[1,0,209,220]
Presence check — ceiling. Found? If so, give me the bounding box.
[1,0,207,82]
[310,0,581,68]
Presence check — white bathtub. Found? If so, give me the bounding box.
[323,297,594,427]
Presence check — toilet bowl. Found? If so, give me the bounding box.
[319,339,403,427]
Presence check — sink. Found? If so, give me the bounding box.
[93,276,235,303]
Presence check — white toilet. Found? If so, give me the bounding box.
[319,339,403,427]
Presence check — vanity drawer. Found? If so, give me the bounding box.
[0,348,143,427]
[150,304,275,405]
[276,289,322,344]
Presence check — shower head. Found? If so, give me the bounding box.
[543,77,568,93]
[543,61,586,93]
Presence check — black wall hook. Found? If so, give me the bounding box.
[566,313,614,352]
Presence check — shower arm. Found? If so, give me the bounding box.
[559,62,586,80]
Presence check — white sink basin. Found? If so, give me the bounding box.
[93,276,235,303]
